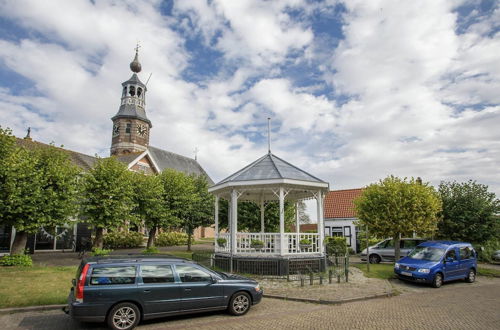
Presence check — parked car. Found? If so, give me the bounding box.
[64,255,263,330]
[492,250,500,262]
[394,241,477,288]
[360,238,427,263]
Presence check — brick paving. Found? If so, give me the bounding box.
[2,277,499,329]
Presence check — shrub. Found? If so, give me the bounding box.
[475,239,500,263]
[142,246,160,254]
[103,231,144,249]
[299,238,311,245]
[0,254,33,267]
[251,239,264,247]
[325,236,347,255]
[90,248,113,257]
[155,232,188,247]
[359,238,382,251]
[216,238,227,246]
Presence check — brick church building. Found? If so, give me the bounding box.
[0,49,213,254]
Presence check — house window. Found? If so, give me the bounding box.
[331,227,343,237]
[324,226,331,236]
[344,226,352,247]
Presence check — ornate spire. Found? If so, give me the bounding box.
[130,43,142,73]
[24,127,32,140]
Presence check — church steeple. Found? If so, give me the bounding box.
[110,45,152,156]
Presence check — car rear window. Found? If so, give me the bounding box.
[90,266,136,285]
[141,265,175,284]
[459,247,473,260]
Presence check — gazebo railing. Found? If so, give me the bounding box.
[215,232,320,255]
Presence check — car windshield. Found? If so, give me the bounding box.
[408,246,445,261]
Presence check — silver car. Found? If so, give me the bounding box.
[360,238,427,263]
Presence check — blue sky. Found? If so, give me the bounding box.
[0,0,499,201]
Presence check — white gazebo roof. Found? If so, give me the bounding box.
[208,152,329,201]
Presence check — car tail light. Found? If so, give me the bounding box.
[75,264,90,303]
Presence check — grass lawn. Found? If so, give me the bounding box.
[352,263,396,280]
[0,266,77,308]
[0,251,197,309]
[353,263,500,279]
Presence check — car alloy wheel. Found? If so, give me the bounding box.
[108,303,140,330]
[369,254,381,264]
[466,269,476,283]
[432,273,443,288]
[229,292,251,316]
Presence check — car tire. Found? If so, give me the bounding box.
[432,273,443,288]
[369,254,381,264]
[228,291,251,316]
[107,302,140,330]
[465,269,476,283]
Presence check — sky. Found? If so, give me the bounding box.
[0,0,499,208]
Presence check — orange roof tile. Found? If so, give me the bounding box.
[323,188,364,219]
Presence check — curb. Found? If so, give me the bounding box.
[0,304,66,316]
[263,291,393,305]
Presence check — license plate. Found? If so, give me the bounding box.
[401,271,412,276]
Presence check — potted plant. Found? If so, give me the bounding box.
[299,238,311,249]
[216,238,227,247]
[250,239,264,249]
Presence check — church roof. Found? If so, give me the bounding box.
[148,146,213,184]
[217,152,326,185]
[16,138,98,171]
[122,73,146,89]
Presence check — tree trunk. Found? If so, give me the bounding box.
[147,227,157,248]
[94,227,104,249]
[187,225,192,252]
[394,234,401,262]
[10,231,28,255]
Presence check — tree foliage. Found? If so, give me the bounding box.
[437,180,499,243]
[355,176,442,261]
[0,127,80,254]
[131,173,169,248]
[80,157,135,248]
[216,199,296,232]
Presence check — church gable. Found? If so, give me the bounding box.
[129,154,157,174]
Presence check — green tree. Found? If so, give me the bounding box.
[183,174,214,251]
[160,169,195,226]
[80,157,135,248]
[0,127,80,254]
[217,200,296,232]
[355,176,442,261]
[437,180,500,243]
[131,173,169,248]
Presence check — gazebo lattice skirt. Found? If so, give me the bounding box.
[213,253,327,276]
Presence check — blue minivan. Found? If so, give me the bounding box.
[394,241,477,288]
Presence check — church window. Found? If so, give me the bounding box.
[137,88,142,97]
[129,86,136,96]
[126,123,131,134]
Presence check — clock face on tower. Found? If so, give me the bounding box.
[113,124,120,136]
[137,124,148,137]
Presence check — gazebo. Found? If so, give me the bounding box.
[208,151,329,274]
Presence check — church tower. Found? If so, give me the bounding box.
[110,46,152,156]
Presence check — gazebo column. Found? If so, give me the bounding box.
[214,195,219,238]
[295,202,300,235]
[260,197,265,233]
[316,190,325,255]
[231,189,238,255]
[279,187,285,256]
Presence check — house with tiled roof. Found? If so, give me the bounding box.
[0,49,213,254]
[323,188,364,252]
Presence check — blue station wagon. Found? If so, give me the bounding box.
[394,241,477,288]
[64,255,263,330]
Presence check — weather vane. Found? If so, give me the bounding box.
[267,117,271,153]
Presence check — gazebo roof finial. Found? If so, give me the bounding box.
[267,117,271,154]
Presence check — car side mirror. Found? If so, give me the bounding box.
[211,276,218,284]
[445,257,454,263]
[72,279,76,286]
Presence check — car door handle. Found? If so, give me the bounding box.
[184,288,192,292]
[143,290,151,293]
